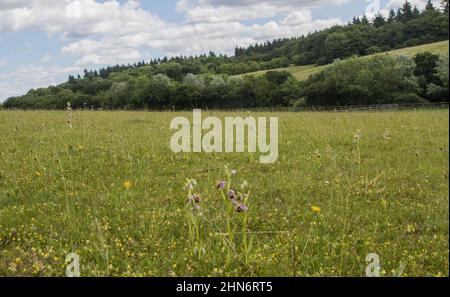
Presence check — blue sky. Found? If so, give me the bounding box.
[0,0,436,101]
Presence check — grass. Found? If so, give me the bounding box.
[236,40,449,81]
[387,40,449,56]
[0,110,448,277]
[235,64,329,81]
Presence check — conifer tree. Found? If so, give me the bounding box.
[388,9,396,23]
[401,1,414,21]
[425,0,435,11]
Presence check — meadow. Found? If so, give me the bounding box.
[0,109,448,277]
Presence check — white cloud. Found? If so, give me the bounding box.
[0,64,81,100]
[177,0,348,23]
[0,0,30,10]
[0,59,7,67]
[0,0,165,36]
[41,54,52,63]
[281,10,313,26]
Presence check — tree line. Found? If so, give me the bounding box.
[2,1,449,110]
[4,52,448,109]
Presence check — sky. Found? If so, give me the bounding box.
[0,0,439,101]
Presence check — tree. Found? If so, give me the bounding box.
[441,0,449,12]
[361,15,370,25]
[352,17,361,25]
[413,6,421,18]
[396,8,403,21]
[279,77,305,106]
[388,9,396,23]
[413,52,444,100]
[425,0,435,11]
[426,55,449,102]
[401,1,414,21]
[373,13,386,27]
[265,71,293,86]
[143,74,173,108]
[436,55,449,89]
[414,52,441,86]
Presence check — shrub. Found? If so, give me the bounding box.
[391,93,428,103]
[366,46,382,55]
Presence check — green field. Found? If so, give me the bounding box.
[237,40,449,81]
[0,110,448,276]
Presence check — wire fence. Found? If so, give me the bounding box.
[3,102,449,112]
[204,102,449,113]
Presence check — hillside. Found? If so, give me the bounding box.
[237,40,449,81]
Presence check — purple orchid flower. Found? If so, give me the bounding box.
[193,194,201,203]
[216,181,226,190]
[236,203,249,213]
[188,194,201,204]
[231,199,249,212]
[227,190,236,200]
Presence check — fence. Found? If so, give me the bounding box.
[3,102,449,113]
[204,102,449,113]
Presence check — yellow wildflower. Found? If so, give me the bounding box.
[311,205,321,214]
[123,180,133,190]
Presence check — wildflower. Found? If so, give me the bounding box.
[8,263,17,273]
[232,200,249,212]
[240,180,248,190]
[216,181,226,189]
[66,102,73,129]
[184,179,197,191]
[314,149,321,159]
[236,192,248,201]
[353,129,362,142]
[237,204,249,213]
[123,180,133,190]
[188,194,202,204]
[231,169,237,176]
[35,172,42,177]
[311,205,321,214]
[227,190,236,200]
[194,247,206,257]
[383,129,391,140]
[407,224,416,233]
